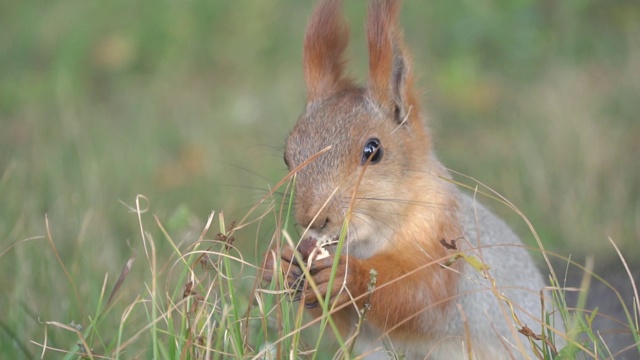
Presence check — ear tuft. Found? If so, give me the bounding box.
[303,0,352,102]
[366,0,418,124]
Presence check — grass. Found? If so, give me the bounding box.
[1,0,639,358]
[13,175,638,358]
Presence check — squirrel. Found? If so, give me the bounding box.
[262,0,563,358]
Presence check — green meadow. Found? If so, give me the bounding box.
[1,1,639,358]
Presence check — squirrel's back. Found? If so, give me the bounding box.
[450,191,549,357]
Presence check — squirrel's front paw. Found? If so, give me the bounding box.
[281,248,359,308]
[261,247,304,291]
[297,254,351,308]
[262,242,365,309]
[261,246,315,296]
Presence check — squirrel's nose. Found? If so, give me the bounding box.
[298,209,330,232]
[311,216,329,230]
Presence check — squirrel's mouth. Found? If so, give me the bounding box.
[313,234,343,258]
[301,232,347,253]
[317,234,341,249]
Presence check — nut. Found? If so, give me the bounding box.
[298,237,331,262]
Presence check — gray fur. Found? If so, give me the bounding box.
[355,191,561,359]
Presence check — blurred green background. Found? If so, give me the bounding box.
[1,0,639,358]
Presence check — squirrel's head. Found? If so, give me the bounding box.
[285,0,447,257]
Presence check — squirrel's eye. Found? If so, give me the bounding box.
[361,138,383,165]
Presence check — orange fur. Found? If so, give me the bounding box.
[366,0,423,132]
[366,0,401,108]
[303,0,353,102]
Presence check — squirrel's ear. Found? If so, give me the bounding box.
[303,0,352,102]
[366,0,418,124]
